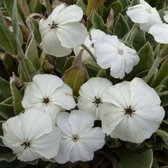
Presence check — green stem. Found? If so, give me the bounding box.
[81,44,96,62]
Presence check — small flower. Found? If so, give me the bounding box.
[22,74,76,123]
[126,0,162,31]
[39,4,87,57]
[54,111,105,163]
[101,78,165,143]
[74,29,106,61]
[149,13,168,44]
[1,109,62,161]
[77,77,112,119]
[94,35,139,79]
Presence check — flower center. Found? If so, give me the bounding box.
[93,97,102,107]
[124,106,135,116]
[21,141,31,150]
[72,135,79,142]
[48,21,58,29]
[91,42,95,48]
[43,97,50,104]
[118,49,124,55]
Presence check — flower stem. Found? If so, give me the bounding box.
[81,44,96,62]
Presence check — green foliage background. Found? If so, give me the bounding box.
[0,0,168,168]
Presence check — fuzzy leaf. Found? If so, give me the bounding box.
[157,130,168,146]
[0,77,11,98]
[91,10,107,32]
[126,42,154,79]
[113,14,130,38]
[20,58,37,82]
[0,103,14,120]
[110,1,122,15]
[25,33,40,70]
[117,149,153,168]
[10,74,23,115]
[12,0,23,50]
[63,52,88,96]
[0,14,16,56]
[29,0,42,13]
[152,59,168,87]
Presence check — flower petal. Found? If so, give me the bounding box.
[40,29,72,57]
[126,5,148,23]
[32,127,62,159]
[57,23,87,48]
[149,23,168,44]
[20,109,53,140]
[68,111,95,134]
[51,83,76,110]
[57,5,83,24]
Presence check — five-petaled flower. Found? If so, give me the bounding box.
[39,4,87,57]
[101,78,165,143]
[1,109,62,161]
[22,74,76,123]
[77,77,112,119]
[94,35,139,79]
[54,111,105,163]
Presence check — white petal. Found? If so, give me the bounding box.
[54,139,73,164]
[2,117,24,150]
[110,116,144,143]
[18,147,41,162]
[103,82,131,108]
[51,83,76,110]
[78,77,112,100]
[32,74,63,96]
[126,5,148,23]
[57,112,73,136]
[101,105,125,135]
[80,127,105,151]
[20,109,53,140]
[57,23,87,48]
[57,5,83,24]
[49,4,66,20]
[68,111,95,134]
[130,78,161,109]
[32,127,62,159]
[72,141,94,162]
[139,10,162,32]
[135,106,165,123]
[149,23,168,44]
[91,28,106,43]
[40,29,72,57]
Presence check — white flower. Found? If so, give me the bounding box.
[74,29,106,61]
[101,78,165,143]
[39,4,87,57]
[77,77,112,119]
[1,109,62,162]
[148,13,168,44]
[126,0,162,31]
[54,111,105,163]
[94,35,139,79]
[22,74,76,123]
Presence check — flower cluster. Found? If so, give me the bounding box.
[0,1,166,166]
